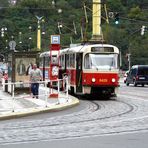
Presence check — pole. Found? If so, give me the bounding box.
[45,80,48,107]
[12,83,15,112]
[91,0,103,42]
[36,16,43,50]
[37,20,41,50]
[120,50,122,68]
[92,0,101,36]
[66,77,68,101]
[128,54,131,70]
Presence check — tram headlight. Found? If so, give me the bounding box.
[112,78,116,83]
[92,78,96,82]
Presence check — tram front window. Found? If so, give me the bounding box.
[84,54,118,70]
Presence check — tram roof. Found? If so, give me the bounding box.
[60,44,119,54]
[40,51,50,57]
[40,50,61,57]
[40,44,119,57]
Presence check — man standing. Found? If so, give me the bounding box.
[30,64,42,98]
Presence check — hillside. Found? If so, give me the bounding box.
[0,0,148,69]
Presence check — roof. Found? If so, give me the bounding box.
[40,44,120,57]
[61,44,119,54]
[40,50,60,57]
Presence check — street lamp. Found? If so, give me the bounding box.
[1,27,8,55]
[141,25,146,36]
[58,8,62,14]
[11,35,14,40]
[1,27,7,37]
[19,32,22,44]
[41,19,45,35]
[5,39,8,49]
[52,0,55,8]
[28,26,32,51]
[58,22,62,34]
[36,15,44,51]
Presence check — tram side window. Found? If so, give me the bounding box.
[70,54,75,68]
[67,54,70,68]
[45,57,50,67]
[60,55,65,69]
[39,58,43,67]
[84,54,91,69]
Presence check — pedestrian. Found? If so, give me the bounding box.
[30,64,42,99]
[26,62,33,75]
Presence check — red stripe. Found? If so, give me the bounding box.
[82,72,119,86]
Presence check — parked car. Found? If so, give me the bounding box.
[123,70,129,83]
[126,65,148,87]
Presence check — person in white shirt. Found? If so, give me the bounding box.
[30,64,42,98]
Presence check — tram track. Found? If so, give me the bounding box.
[1,84,148,145]
[0,98,135,129]
[90,99,135,120]
[0,96,142,145]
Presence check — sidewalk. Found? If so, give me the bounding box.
[0,86,79,120]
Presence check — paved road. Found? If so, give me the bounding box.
[0,82,148,148]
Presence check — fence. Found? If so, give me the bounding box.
[0,77,69,112]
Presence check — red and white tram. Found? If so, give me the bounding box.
[39,51,60,81]
[59,43,120,97]
[39,51,51,81]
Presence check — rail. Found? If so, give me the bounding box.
[0,77,69,112]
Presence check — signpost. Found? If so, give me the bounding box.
[49,35,60,98]
[50,35,60,81]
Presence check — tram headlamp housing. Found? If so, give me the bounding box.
[92,78,96,82]
[112,78,116,83]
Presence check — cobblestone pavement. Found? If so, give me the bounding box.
[0,79,148,145]
[0,84,148,145]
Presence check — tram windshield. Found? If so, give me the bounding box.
[84,53,118,70]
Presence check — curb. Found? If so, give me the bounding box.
[0,97,79,121]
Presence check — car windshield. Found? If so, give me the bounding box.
[84,53,118,70]
[138,67,148,75]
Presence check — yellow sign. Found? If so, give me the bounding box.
[99,79,108,82]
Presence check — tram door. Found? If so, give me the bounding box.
[76,53,83,93]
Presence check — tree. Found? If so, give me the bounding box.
[0,0,9,7]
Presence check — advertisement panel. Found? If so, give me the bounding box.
[15,57,36,87]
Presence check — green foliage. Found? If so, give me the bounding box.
[0,0,9,7]
[0,0,147,69]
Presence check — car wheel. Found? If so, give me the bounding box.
[142,84,144,87]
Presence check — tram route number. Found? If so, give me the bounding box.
[99,79,108,82]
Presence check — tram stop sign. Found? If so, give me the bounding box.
[50,35,60,81]
[9,41,16,50]
[51,35,60,44]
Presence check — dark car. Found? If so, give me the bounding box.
[126,65,148,87]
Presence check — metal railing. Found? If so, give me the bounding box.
[0,77,69,112]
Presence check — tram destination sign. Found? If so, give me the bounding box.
[91,47,114,52]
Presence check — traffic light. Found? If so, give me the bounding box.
[114,13,119,24]
[141,25,146,35]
